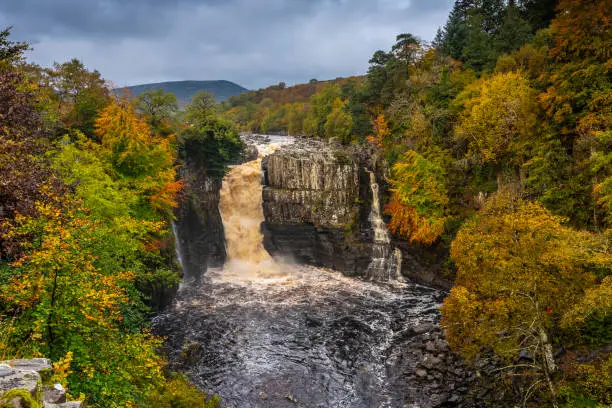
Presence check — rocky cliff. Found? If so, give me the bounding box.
[262,139,452,288]
[174,157,226,281]
[261,141,375,275]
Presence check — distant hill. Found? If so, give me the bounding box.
[117,80,249,105]
[223,76,364,108]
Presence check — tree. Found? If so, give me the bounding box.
[0,70,59,258]
[49,59,110,136]
[454,71,538,169]
[180,93,244,178]
[495,0,533,54]
[185,91,217,125]
[437,2,469,60]
[441,191,610,406]
[385,151,449,245]
[518,0,558,31]
[0,27,29,64]
[392,33,422,67]
[366,114,391,148]
[135,89,178,134]
[94,99,181,217]
[304,85,341,137]
[324,98,353,143]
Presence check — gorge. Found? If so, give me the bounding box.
[155,136,483,408]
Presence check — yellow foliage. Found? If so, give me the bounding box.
[454,71,538,164]
[442,190,611,362]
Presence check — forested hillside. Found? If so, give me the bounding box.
[0,28,242,407]
[221,76,364,137]
[223,1,612,405]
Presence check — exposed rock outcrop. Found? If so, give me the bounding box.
[262,140,375,275]
[174,157,226,281]
[0,359,82,408]
[261,139,453,287]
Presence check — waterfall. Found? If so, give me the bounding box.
[218,158,284,279]
[171,221,184,268]
[364,170,403,281]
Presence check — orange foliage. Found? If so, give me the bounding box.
[366,114,391,147]
[549,0,611,64]
[94,99,182,216]
[385,198,446,245]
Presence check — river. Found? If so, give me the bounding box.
[154,136,452,408]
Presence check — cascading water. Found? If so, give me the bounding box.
[171,221,184,269]
[364,170,402,282]
[218,158,283,280]
[155,137,454,408]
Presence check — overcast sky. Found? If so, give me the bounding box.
[1,0,453,90]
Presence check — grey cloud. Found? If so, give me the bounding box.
[0,0,453,89]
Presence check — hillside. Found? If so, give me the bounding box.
[224,76,363,107]
[220,76,366,135]
[118,80,248,104]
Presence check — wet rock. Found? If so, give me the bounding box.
[413,323,436,334]
[1,359,83,408]
[238,143,259,164]
[0,365,41,397]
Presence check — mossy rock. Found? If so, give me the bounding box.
[0,389,41,408]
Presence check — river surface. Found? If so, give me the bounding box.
[154,136,447,408]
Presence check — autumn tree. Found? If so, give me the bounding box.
[0,70,60,258]
[441,191,611,405]
[366,114,391,148]
[385,151,449,245]
[94,99,181,217]
[453,71,538,183]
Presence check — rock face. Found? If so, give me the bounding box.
[0,359,82,408]
[262,141,375,275]
[262,139,452,287]
[174,157,226,281]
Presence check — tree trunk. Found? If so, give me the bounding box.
[539,327,558,407]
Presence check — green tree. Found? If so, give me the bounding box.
[185,91,217,125]
[304,85,341,137]
[135,89,179,134]
[324,98,353,143]
[495,0,533,54]
[49,59,110,136]
[0,27,29,64]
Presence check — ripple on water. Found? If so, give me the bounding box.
[154,264,445,408]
